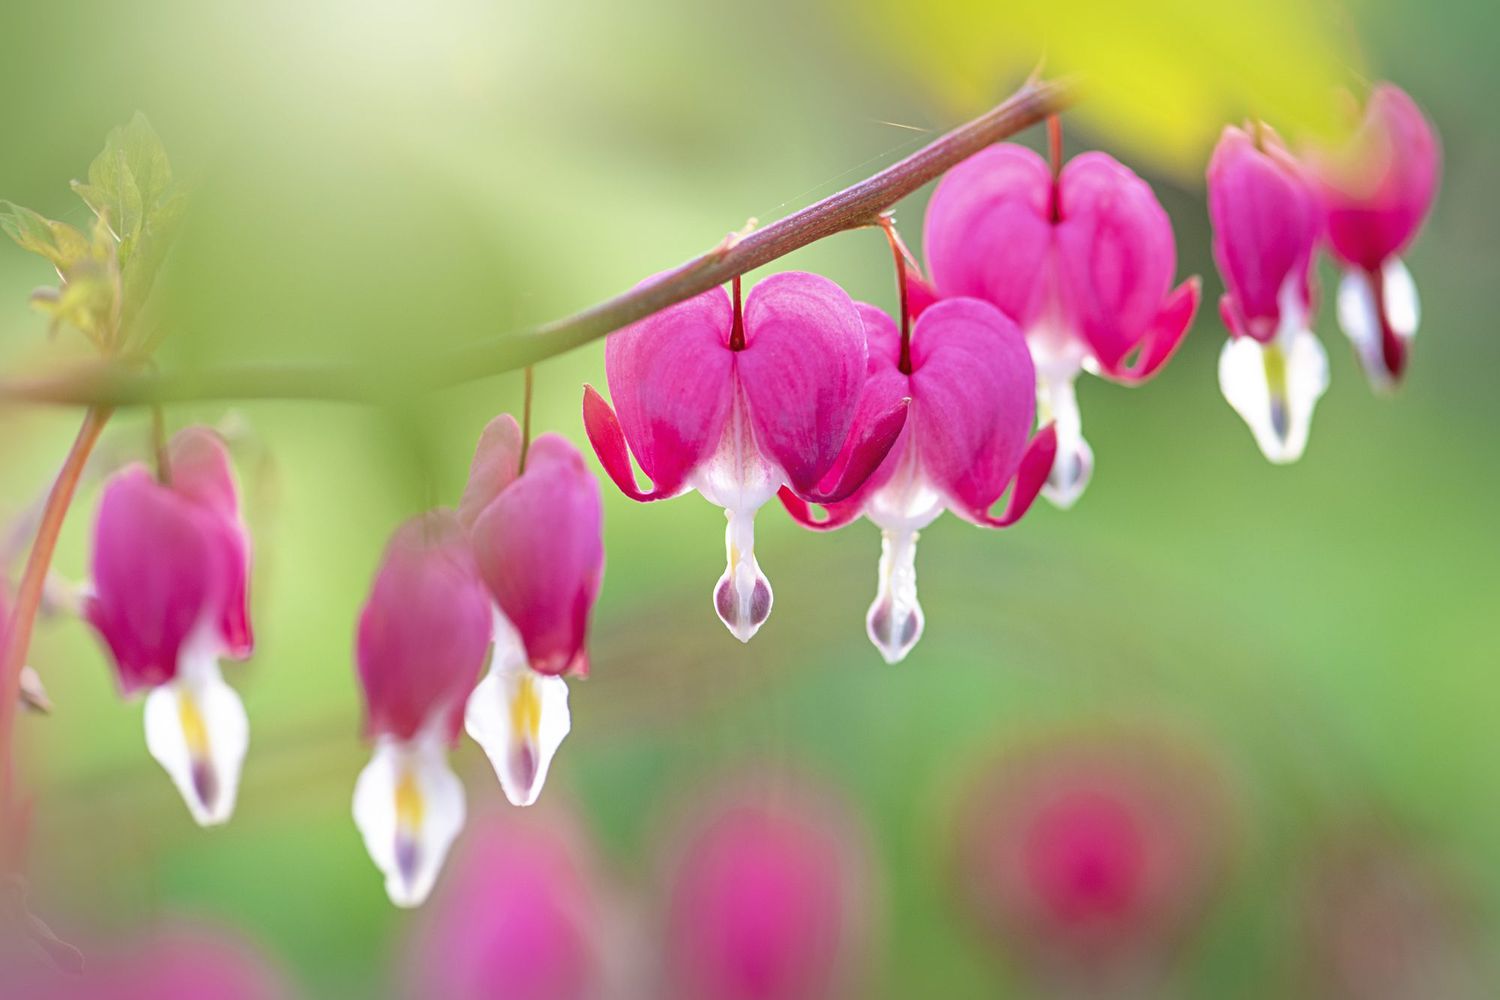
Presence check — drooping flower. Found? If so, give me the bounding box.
[50,923,295,1000]
[406,812,601,1000]
[352,511,492,907]
[583,272,906,641]
[458,415,603,807]
[780,298,1055,663]
[1306,84,1440,390]
[925,144,1200,508]
[661,779,875,1000]
[952,729,1233,993]
[1208,123,1328,462]
[85,427,254,826]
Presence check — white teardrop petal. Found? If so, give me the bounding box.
[865,527,924,664]
[465,628,572,808]
[1218,329,1329,464]
[143,656,248,827]
[712,507,773,643]
[1036,374,1092,510]
[352,735,465,908]
[1337,262,1418,393]
[1382,257,1420,338]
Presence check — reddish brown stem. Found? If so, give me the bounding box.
[878,216,914,374]
[1,407,113,854]
[0,78,1078,408]
[728,274,746,351]
[1047,113,1064,221]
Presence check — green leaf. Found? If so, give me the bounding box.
[0,200,90,272]
[70,112,175,266]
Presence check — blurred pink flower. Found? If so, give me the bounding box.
[925,145,1200,508]
[583,272,905,642]
[953,730,1233,994]
[19,923,293,1000]
[459,416,603,807]
[1208,124,1328,463]
[661,779,875,1000]
[83,427,253,827]
[406,812,602,1000]
[1307,84,1441,390]
[352,510,492,907]
[781,297,1054,663]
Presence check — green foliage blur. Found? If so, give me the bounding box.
[1,0,1496,995]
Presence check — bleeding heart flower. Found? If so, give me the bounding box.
[952,730,1233,993]
[780,298,1055,663]
[583,271,906,642]
[459,415,603,808]
[406,812,601,1000]
[1208,123,1329,463]
[1307,84,1440,391]
[352,511,492,907]
[925,144,1200,508]
[85,427,253,827]
[662,779,874,1000]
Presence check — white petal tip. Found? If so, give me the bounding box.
[143,664,248,827]
[867,529,923,663]
[352,738,465,908]
[1337,260,1419,394]
[465,665,571,808]
[1218,330,1328,465]
[1041,439,1092,510]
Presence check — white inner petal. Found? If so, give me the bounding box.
[352,731,465,908]
[465,615,572,807]
[1219,279,1329,465]
[865,527,924,665]
[866,412,943,533]
[143,644,248,827]
[1337,259,1420,393]
[690,385,781,642]
[1035,369,1092,510]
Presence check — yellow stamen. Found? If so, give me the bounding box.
[177,689,210,759]
[1262,342,1288,402]
[395,766,424,835]
[510,674,542,743]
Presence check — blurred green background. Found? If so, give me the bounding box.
[1,0,1497,995]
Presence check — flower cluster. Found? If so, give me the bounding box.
[352,415,603,906]
[1209,85,1440,462]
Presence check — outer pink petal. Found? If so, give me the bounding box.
[1096,277,1201,386]
[1054,152,1177,371]
[906,298,1037,525]
[924,144,1055,328]
[1207,126,1319,343]
[356,511,493,743]
[602,285,735,498]
[781,303,910,523]
[458,413,522,529]
[953,425,1056,528]
[1313,84,1441,270]
[470,434,604,678]
[167,427,253,656]
[736,272,867,494]
[86,467,232,693]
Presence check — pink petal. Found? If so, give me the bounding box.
[86,467,234,694]
[736,272,867,494]
[777,302,910,521]
[470,435,604,678]
[1096,277,1201,386]
[903,298,1038,526]
[954,425,1057,528]
[601,285,736,498]
[924,144,1055,328]
[1054,152,1178,372]
[166,427,254,657]
[458,413,522,529]
[1312,84,1441,271]
[1207,126,1319,344]
[356,511,493,743]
